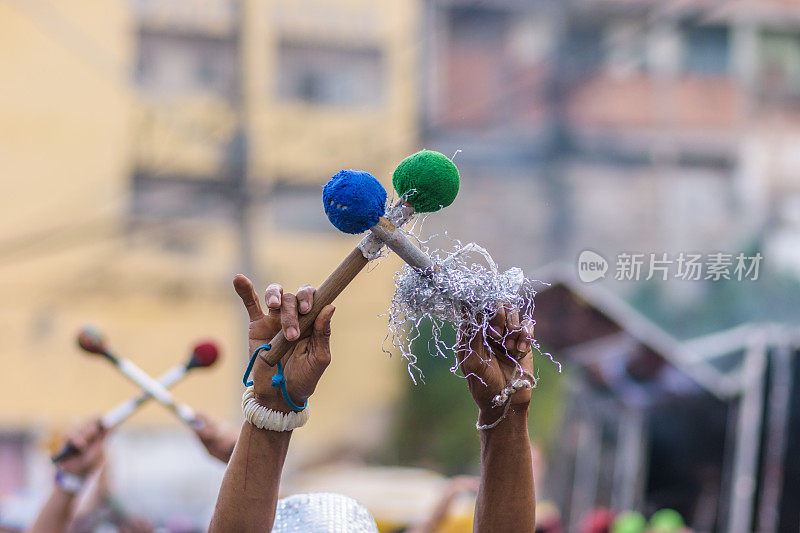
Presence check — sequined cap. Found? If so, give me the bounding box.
[272,492,378,533]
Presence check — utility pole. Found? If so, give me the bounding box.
[229,124,254,277]
[229,0,255,278]
[542,0,573,261]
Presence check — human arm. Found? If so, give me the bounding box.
[28,417,106,533]
[193,412,238,463]
[407,476,479,533]
[459,305,536,533]
[208,276,334,532]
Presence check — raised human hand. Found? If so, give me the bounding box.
[233,275,335,412]
[458,304,535,416]
[57,416,106,478]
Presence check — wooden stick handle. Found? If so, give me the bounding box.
[264,247,369,365]
[369,217,433,271]
[264,202,419,365]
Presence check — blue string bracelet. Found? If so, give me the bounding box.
[242,343,308,412]
[242,343,270,387]
[271,362,307,412]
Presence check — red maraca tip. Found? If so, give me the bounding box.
[191,341,219,367]
[76,325,107,355]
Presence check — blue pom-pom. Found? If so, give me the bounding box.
[323,170,387,234]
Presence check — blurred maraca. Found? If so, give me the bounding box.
[53,339,220,462]
[648,509,684,532]
[612,511,646,533]
[74,325,200,426]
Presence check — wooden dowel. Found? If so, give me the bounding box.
[369,217,433,271]
[263,204,425,366]
[264,247,369,365]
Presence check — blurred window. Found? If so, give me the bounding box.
[270,187,331,233]
[566,24,605,78]
[683,25,730,76]
[435,6,551,130]
[759,32,800,103]
[440,6,511,129]
[136,30,238,99]
[605,23,647,76]
[450,6,507,47]
[276,40,384,108]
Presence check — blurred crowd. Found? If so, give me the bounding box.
[2,410,693,533]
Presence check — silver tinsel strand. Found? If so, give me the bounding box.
[383,231,560,386]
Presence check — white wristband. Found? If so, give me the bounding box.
[242,387,309,432]
[55,469,85,494]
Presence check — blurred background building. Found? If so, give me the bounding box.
[0,0,417,525]
[423,0,800,273]
[2,0,800,531]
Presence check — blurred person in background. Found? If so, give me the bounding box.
[406,476,479,533]
[192,412,238,464]
[210,276,538,532]
[24,410,238,531]
[25,417,155,533]
[409,442,549,532]
[66,460,157,533]
[27,416,108,533]
[534,501,562,533]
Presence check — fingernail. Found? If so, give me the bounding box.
[286,327,299,340]
[268,296,280,307]
[299,301,309,313]
[518,340,529,352]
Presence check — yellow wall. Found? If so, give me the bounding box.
[133,0,419,186]
[0,0,416,460]
[252,0,420,184]
[0,224,403,455]
[0,0,131,234]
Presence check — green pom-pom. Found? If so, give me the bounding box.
[392,149,460,213]
[612,511,646,533]
[649,509,684,532]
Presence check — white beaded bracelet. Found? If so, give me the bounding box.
[242,386,310,432]
[55,469,85,494]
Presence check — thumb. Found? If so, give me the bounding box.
[310,305,335,369]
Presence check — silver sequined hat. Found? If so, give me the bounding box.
[272,492,379,533]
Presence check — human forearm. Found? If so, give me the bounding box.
[474,405,535,533]
[216,431,237,463]
[31,418,106,533]
[209,421,291,532]
[407,493,457,533]
[209,424,239,463]
[193,412,239,463]
[27,487,76,533]
[205,427,238,464]
[211,277,333,531]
